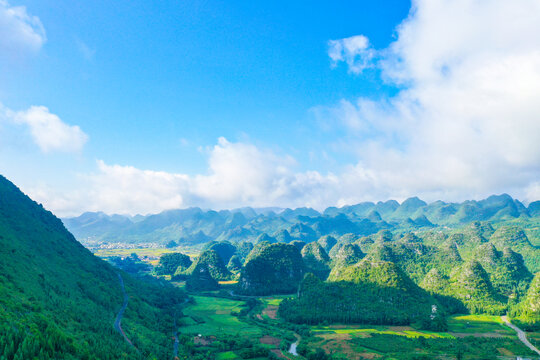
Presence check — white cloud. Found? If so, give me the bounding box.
[328,35,376,74]
[27,138,339,216]
[8,105,88,153]
[86,161,190,215]
[0,0,45,58]
[323,0,540,204]
[26,129,540,217]
[18,0,540,216]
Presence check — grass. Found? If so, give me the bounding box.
[451,314,503,324]
[311,325,455,339]
[447,314,513,335]
[262,297,287,306]
[215,351,239,359]
[180,296,263,337]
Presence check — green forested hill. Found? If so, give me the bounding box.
[177,249,232,281]
[237,243,304,295]
[446,260,507,314]
[279,261,437,326]
[0,175,185,359]
[510,272,540,329]
[56,187,540,333]
[301,242,331,280]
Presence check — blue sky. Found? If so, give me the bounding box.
[2,0,408,172]
[1,0,540,216]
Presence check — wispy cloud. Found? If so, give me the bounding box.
[75,38,95,61]
[0,0,45,59]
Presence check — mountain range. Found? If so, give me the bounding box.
[63,194,539,247]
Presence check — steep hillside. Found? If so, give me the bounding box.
[204,240,237,264]
[489,226,540,272]
[472,244,532,297]
[177,249,231,281]
[317,235,337,253]
[185,262,220,291]
[366,241,462,283]
[236,243,304,295]
[510,272,540,330]
[447,261,507,314]
[154,252,192,275]
[0,175,185,359]
[280,261,435,326]
[328,244,365,279]
[301,242,331,280]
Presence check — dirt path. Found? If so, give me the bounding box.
[173,314,179,359]
[114,273,138,352]
[502,315,540,356]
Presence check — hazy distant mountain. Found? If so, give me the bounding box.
[62,194,539,247]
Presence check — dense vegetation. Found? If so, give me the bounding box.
[70,196,540,333]
[509,271,540,330]
[154,252,192,275]
[175,249,231,281]
[279,263,439,327]
[0,175,186,359]
[301,242,331,280]
[41,187,540,357]
[236,243,304,295]
[4,166,540,359]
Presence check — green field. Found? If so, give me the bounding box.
[180,296,263,337]
[175,293,539,359]
[301,315,538,359]
[93,246,199,258]
[261,296,287,306]
[215,351,240,359]
[312,325,455,339]
[447,314,514,335]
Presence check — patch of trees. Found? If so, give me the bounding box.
[279,273,434,326]
[154,252,192,275]
[236,243,304,295]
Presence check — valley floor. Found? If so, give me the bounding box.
[92,246,540,360]
[174,287,539,360]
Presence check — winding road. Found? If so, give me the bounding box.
[288,339,298,356]
[114,273,138,352]
[173,311,180,359]
[502,315,540,356]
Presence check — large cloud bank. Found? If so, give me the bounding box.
[26,0,540,215]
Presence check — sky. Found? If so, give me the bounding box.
[1,0,540,217]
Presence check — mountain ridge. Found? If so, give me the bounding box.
[63,194,540,246]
